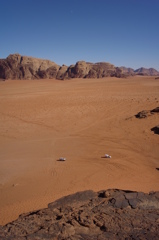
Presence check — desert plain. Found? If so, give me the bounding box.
[0,76,159,225]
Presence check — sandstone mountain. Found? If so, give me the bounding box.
[0,54,60,80]
[119,66,135,75]
[0,54,159,80]
[134,67,159,76]
[0,189,159,239]
[120,66,159,76]
[61,61,124,79]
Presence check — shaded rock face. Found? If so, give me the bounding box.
[56,65,68,80]
[0,55,122,80]
[135,67,159,76]
[1,55,124,80]
[2,54,159,81]
[151,125,159,135]
[120,66,135,76]
[66,61,126,79]
[120,67,159,76]
[0,54,60,80]
[0,189,159,239]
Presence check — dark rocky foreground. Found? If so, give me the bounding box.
[0,189,159,239]
[0,54,159,80]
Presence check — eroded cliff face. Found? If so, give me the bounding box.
[0,54,159,80]
[65,61,124,79]
[0,54,127,80]
[0,54,60,80]
[0,189,159,239]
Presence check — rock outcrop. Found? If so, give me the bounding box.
[65,61,125,79]
[135,107,159,136]
[119,66,159,76]
[121,66,159,77]
[135,106,159,118]
[0,54,60,80]
[0,189,159,239]
[0,55,125,80]
[134,67,159,76]
[1,54,159,80]
[119,66,135,76]
[151,125,159,135]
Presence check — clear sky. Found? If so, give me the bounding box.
[1,0,159,70]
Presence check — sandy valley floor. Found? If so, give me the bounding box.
[0,76,159,225]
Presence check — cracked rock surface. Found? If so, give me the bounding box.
[0,189,159,239]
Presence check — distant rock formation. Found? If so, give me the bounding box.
[0,189,159,239]
[134,67,159,76]
[62,61,125,79]
[120,66,159,76]
[120,66,135,76]
[0,54,159,80]
[0,54,60,80]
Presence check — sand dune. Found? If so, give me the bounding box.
[0,76,159,225]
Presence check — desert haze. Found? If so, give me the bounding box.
[0,76,159,225]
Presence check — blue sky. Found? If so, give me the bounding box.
[1,0,159,70]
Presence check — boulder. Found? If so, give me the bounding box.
[135,110,152,118]
[135,107,159,119]
[151,125,159,135]
[151,107,159,113]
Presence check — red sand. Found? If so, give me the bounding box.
[0,76,159,225]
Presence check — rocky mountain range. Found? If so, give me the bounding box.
[0,189,159,239]
[0,54,159,80]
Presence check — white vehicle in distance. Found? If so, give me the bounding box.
[59,157,66,161]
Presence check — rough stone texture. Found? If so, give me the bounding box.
[0,54,60,80]
[0,189,159,239]
[135,106,159,118]
[67,61,90,78]
[56,65,68,80]
[1,54,159,80]
[66,61,127,79]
